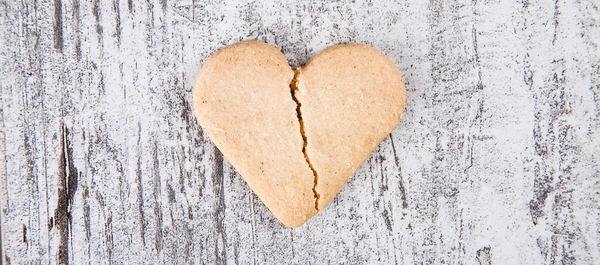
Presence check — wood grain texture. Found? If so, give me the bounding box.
[1,0,599,264]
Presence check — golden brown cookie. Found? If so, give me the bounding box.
[193,41,406,227]
[294,43,406,211]
[193,41,317,227]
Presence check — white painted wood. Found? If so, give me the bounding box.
[1,0,599,264]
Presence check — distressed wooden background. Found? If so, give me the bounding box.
[1,0,599,264]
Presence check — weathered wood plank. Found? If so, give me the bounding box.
[1,0,599,264]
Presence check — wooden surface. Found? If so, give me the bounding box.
[1,0,599,264]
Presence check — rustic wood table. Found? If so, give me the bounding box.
[1,0,599,264]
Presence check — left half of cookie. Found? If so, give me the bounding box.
[193,40,317,228]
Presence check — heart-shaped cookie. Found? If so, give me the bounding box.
[193,41,406,227]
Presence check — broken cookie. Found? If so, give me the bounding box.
[193,40,406,228]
